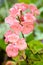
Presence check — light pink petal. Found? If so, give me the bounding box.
[24,13,36,23]
[5,15,18,26]
[5,30,12,37]
[7,33,19,43]
[28,4,40,15]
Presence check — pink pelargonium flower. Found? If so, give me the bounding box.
[5,32,19,43]
[5,30,12,43]
[5,30,12,37]
[24,13,36,23]
[14,3,29,11]
[9,3,29,16]
[16,38,27,50]
[6,44,19,57]
[10,22,22,35]
[21,22,34,34]
[28,4,40,16]
[5,15,19,26]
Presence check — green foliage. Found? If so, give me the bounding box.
[33,61,43,65]
[20,61,27,65]
[25,32,34,43]
[34,24,43,40]
[28,40,43,54]
[0,7,8,18]
[0,39,6,50]
[18,0,37,4]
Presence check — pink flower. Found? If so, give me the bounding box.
[10,13,35,34]
[28,4,40,16]
[16,38,27,50]
[14,3,29,11]
[5,3,40,35]
[10,22,22,35]
[5,30,12,37]
[24,13,36,23]
[5,32,19,43]
[5,15,19,26]
[21,22,34,34]
[6,44,19,57]
[9,3,29,16]
[5,30,13,43]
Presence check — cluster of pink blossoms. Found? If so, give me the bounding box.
[5,3,40,57]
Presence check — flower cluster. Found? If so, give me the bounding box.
[5,3,40,57]
[5,30,27,57]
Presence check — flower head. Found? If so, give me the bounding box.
[21,22,34,34]
[28,4,40,16]
[16,38,27,50]
[5,31,19,43]
[6,44,19,57]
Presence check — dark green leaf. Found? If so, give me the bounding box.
[0,39,6,50]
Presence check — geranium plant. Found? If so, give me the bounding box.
[0,3,43,65]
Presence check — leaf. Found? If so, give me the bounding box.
[20,61,27,65]
[39,7,43,13]
[25,48,42,61]
[39,54,43,61]
[0,23,10,39]
[28,40,43,54]
[0,39,7,50]
[33,61,43,65]
[34,24,43,40]
[12,55,20,62]
[25,32,34,43]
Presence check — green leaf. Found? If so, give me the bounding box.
[28,40,43,54]
[33,61,43,65]
[25,32,34,43]
[12,55,20,62]
[39,7,43,13]
[0,23,10,39]
[34,24,43,40]
[39,53,43,61]
[25,48,42,61]
[20,61,27,65]
[0,39,7,50]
